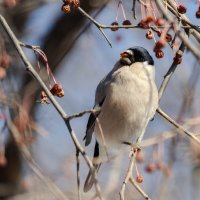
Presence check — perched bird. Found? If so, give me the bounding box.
[83,46,158,192]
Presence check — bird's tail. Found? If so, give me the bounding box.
[83,164,101,192]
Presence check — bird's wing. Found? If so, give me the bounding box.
[84,61,121,146]
[84,74,110,146]
[84,98,105,146]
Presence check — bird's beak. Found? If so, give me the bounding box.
[120,51,132,65]
[120,51,129,58]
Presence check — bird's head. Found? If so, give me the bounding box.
[120,46,154,66]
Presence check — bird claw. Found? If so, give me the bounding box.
[129,143,141,157]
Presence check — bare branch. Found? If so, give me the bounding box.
[0,14,94,172]
[157,107,200,145]
[158,41,186,100]
[129,177,151,200]
[154,0,200,60]
[6,117,69,200]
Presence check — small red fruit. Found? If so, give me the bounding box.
[73,0,80,8]
[138,20,149,29]
[162,166,172,177]
[155,49,164,59]
[177,5,187,14]
[136,150,144,163]
[145,163,157,173]
[196,10,200,18]
[61,3,71,14]
[155,18,165,26]
[50,83,64,97]
[173,51,182,64]
[165,33,172,42]
[153,40,165,52]
[0,154,7,167]
[146,30,153,40]
[145,16,154,23]
[122,20,132,28]
[173,56,182,64]
[136,175,143,183]
[57,90,65,97]
[155,162,164,170]
[40,91,49,104]
[111,22,119,31]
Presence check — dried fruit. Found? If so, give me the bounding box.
[111,22,119,31]
[146,30,153,40]
[61,3,71,14]
[155,49,164,59]
[0,154,7,167]
[153,40,165,52]
[173,57,182,64]
[136,175,143,183]
[155,162,164,170]
[196,10,200,18]
[177,5,187,14]
[50,83,64,97]
[162,166,172,177]
[73,0,80,8]
[122,20,132,28]
[165,33,172,42]
[145,16,154,23]
[57,90,65,97]
[145,163,157,173]
[155,18,165,26]
[0,67,6,80]
[136,150,144,163]
[173,50,182,64]
[63,0,73,3]
[40,91,49,104]
[138,20,149,29]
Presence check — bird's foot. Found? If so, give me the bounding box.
[129,143,141,157]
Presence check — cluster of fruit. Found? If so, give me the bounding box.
[61,0,80,14]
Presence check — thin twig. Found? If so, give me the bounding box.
[158,41,186,100]
[119,152,136,200]
[77,7,112,47]
[66,108,100,121]
[132,0,137,19]
[6,117,69,200]
[154,0,200,60]
[0,13,94,173]
[120,148,150,200]
[157,107,200,145]
[129,177,151,200]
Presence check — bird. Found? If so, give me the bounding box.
[83,46,158,192]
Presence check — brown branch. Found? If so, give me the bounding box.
[119,149,151,200]
[154,0,200,60]
[6,116,69,200]
[76,5,199,49]
[158,41,186,100]
[129,177,151,200]
[119,152,136,200]
[157,107,200,145]
[77,6,112,47]
[0,13,95,174]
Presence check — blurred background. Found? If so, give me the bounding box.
[0,0,200,199]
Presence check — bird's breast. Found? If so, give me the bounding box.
[94,70,158,146]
